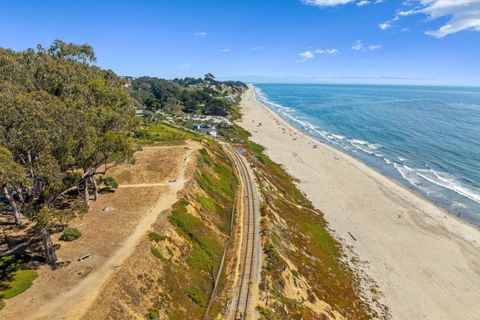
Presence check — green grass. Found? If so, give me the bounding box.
[197,196,221,213]
[185,287,208,307]
[216,123,250,142]
[186,245,212,272]
[0,270,38,299]
[169,200,223,262]
[0,255,37,300]
[150,247,165,261]
[159,141,236,319]
[306,223,338,256]
[148,232,166,243]
[196,148,235,203]
[133,123,197,144]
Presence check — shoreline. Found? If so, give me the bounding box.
[254,85,480,227]
[237,86,480,319]
[252,85,480,232]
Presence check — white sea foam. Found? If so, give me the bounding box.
[383,157,393,165]
[416,169,480,205]
[394,164,480,205]
[330,134,345,140]
[349,139,380,152]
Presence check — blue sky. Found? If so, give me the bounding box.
[1,0,479,85]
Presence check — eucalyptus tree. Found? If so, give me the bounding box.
[0,40,136,264]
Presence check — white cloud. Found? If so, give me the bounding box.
[368,44,382,50]
[297,48,338,62]
[301,0,383,7]
[352,40,382,51]
[379,21,392,30]
[251,46,264,51]
[298,50,315,61]
[219,48,231,52]
[193,32,207,37]
[357,0,370,6]
[400,27,410,32]
[314,48,339,54]
[301,0,355,7]
[386,0,480,38]
[351,40,364,50]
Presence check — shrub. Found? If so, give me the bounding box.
[186,245,212,272]
[151,247,165,261]
[148,232,166,243]
[146,310,160,320]
[197,196,221,213]
[102,176,119,189]
[185,287,207,307]
[59,227,81,241]
[257,305,277,320]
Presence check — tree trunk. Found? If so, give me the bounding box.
[3,186,22,226]
[83,179,90,206]
[91,177,98,200]
[41,227,57,266]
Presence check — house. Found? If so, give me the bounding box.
[191,123,218,137]
[207,127,218,137]
[225,95,236,103]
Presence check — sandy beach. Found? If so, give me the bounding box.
[238,87,480,319]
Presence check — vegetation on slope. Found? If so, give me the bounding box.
[129,73,246,117]
[133,123,198,144]
[144,140,236,319]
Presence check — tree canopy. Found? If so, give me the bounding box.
[129,76,246,116]
[0,40,136,264]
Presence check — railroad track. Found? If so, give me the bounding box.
[223,144,260,320]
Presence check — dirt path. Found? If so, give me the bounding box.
[31,145,196,320]
[119,182,171,188]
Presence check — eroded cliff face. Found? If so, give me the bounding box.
[83,140,237,320]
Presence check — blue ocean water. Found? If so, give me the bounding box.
[254,83,480,226]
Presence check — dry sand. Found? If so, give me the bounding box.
[238,87,480,320]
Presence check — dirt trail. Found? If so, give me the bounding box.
[31,144,197,320]
[119,182,171,188]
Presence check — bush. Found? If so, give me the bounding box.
[257,305,277,320]
[151,247,165,261]
[146,310,160,320]
[102,176,119,189]
[186,245,212,272]
[59,227,81,241]
[197,196,221,213]
[185,287,208,307]
[148,232,166,243]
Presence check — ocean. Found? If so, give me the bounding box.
[253,83,480,226]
